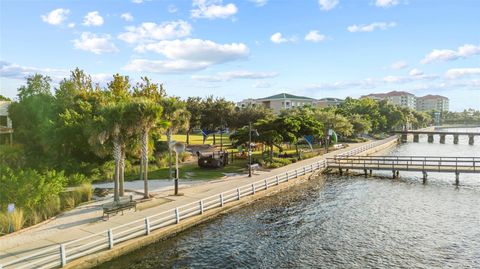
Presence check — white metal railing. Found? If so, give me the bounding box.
[0,138,391,269]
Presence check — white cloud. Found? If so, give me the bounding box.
[124,59,210,73]
[168,5,178,13]
[421,44,480,64]
[135,38,248,61]
[121,13,134,22]
[68,23,75,28]
[192,70,277,82]
[390,60,407,70]
[132,0,148,3]
[118,20,192,43]
[270,32,295,44]
[445,68,480,79]
[253,81,271,88]
[348,22,396,33]
[0,61,110,85]
[191,0,238,19]
[73,32,119,54]
[250,0,268,7]
[41,8,70,25]
[375,0,399,8]
[126,38,249,73]
[409,68,423,76]
[318,0,339,11]
[305,30,326,42]
[83,11,104,26]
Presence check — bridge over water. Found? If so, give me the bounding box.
[393,131,480,144]
[327,156,479,185]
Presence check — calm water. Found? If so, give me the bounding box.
[98,128,480,269]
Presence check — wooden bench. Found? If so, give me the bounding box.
[247,163,260,171]
[102,196,137,220]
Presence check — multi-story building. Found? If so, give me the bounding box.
[416,95,449,112]
[361,91,417,109]
[237,93,316,113]
[315,97,344,108]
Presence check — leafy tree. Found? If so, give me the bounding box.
[8,74,55,168]
[185,97,204,144]
[314,109,353,138]
[349,114,372,135]
[231,105,273,130]
[0,94,11,101]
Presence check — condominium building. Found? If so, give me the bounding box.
[316,97,344,108]
[237,93,316,113]
[416,95,449,112]
[361,91,417,109]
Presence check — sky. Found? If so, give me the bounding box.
[0,0,479,111]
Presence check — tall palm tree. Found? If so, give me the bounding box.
[127,98,165,198]
[160,97,190,179]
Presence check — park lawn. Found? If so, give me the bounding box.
[158,133,232,146]
[125,158,249,181]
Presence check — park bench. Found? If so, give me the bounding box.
[247,163,260,172]
[102,195,137,220]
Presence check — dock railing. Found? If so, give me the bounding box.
[0,138,395,269]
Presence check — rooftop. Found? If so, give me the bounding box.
[258,93,316,101]
[318,97,344,102]
[362,91,415,98]
[417,94,449,100]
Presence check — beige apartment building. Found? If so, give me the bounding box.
[361,91,417,109]
[237,93,316,113]
[315,97,344,108]
[416,95,449,112]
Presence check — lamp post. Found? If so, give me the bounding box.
[172,142,185,195]
[249,122,252,177]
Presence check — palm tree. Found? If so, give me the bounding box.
[160,97,190,179]
[127,98,165,198]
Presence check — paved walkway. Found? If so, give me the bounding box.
[0,141,375,265]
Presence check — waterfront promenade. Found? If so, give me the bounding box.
[0,139,394,268]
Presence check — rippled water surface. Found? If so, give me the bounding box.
[97,128,480,269]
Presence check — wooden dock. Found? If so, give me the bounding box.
[327,156,479,185]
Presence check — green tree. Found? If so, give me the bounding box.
[185,97,205,144]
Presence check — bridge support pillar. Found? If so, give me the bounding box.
[455,172,460,186]
[453,135,459,144]
[468,135,474,145]
[401,133,408,143]
[364,169,368,178]
[427,135,434,143]
[396,170,399,178]
[413,134,419,143]
[440,134,446,144]
[339,168,343,175]
[422,171,428,184]
[392,170,396,179]
[369,170,372,176]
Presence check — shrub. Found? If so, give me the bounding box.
[180,152,191,162]
[77,183,93,202]
[0,144,26,169]
[37,196,61,220]
[67,173,90,186]
[0,209,25,234]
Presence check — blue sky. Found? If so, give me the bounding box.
[0,0,479,111]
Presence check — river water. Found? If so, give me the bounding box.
[97,128,480,269]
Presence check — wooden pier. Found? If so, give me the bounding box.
[393,131,479,145]
[327,156,479,185]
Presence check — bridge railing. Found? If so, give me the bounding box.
[328,156,479,172]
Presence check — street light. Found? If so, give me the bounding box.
[248,122,259,177]
[172,142,185,195]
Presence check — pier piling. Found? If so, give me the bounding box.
[455,172,460,186]
[422,171,428,184]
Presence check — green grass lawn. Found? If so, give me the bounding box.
[159,133,232,146]
[125,158,249,181]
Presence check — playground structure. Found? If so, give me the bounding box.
[198,151,230,168]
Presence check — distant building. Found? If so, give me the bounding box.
[361,91,416,109]
[237,93,316,113]
[316,97,344,108]
[416,95,449,112]
[0,101,13,144]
